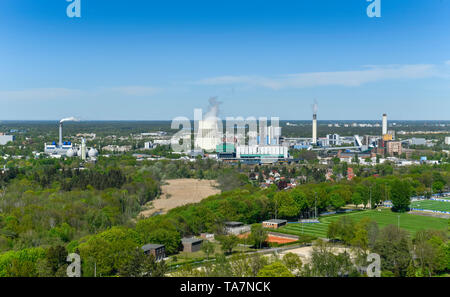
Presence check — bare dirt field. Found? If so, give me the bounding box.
[279,246,354,263]
[139,179,220,218]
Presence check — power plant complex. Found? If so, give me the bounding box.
[44,118,98,159]
[39,103,400,165]
[190,98,399,165]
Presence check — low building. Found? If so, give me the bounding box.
[409,138,426,146]
[445,136,450,145]
[262,219,287,229]
[144,142,154,149]
[224,221,251,235]
[141,243,165,261]
[200,233,215,241]
[153,139,171,146]
[102,145,132,152]
[0,134,14,145]
[182,237,203,253]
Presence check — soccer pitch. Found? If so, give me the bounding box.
[278,209,448,238]
[411,200,450,212]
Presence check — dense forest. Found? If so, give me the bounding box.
[0,153,448,276]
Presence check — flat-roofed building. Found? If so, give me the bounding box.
[262,219,287,229]
[224,221,251,235]
[0,135,14,145]
[386,141,402,156]
[141,243,165,261]
[182,237,203,253]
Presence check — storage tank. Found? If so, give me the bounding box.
[88,148,99,158]
[66,148,76,157]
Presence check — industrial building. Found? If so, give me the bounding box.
[257,125,282,145]
[327,134,341,146]
[44,119,98,159]
[215,125,289,164]
[446,136,450,145]
[144,141,154,149]
[236,145,289,163]
[386,141,402,156]
[195,111,222,152]
[408,138,427,146]
[0,134,15,145]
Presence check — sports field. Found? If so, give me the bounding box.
[278,209,448,238]
[411,200,450,212]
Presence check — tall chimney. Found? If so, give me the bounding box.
[81,138,86,160]
[312,114,317,144]
[382,113,387,135]
[59,122,63,147]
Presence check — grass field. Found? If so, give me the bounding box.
[278,209,448,238]
[411,200,450,212]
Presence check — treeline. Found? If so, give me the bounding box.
[0,156,448,276]
[327,216,450,277]
[0,159,161,255]
[1,168,442,277]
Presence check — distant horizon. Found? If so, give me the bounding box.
[1,119,450,123]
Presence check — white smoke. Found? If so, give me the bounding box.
[204,96,221,119]
[60,117,79,123]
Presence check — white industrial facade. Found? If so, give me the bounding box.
[236,145,288,159]
[0,135,14,145]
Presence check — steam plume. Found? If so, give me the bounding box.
[60,117,79,123]
[204,97,221,119]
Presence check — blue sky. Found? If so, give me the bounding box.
[0,0,449,120]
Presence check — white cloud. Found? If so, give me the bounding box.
[196,64,441,90]
[0,86,161,101]
[0,88,82,101]
[107,86,160,96]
